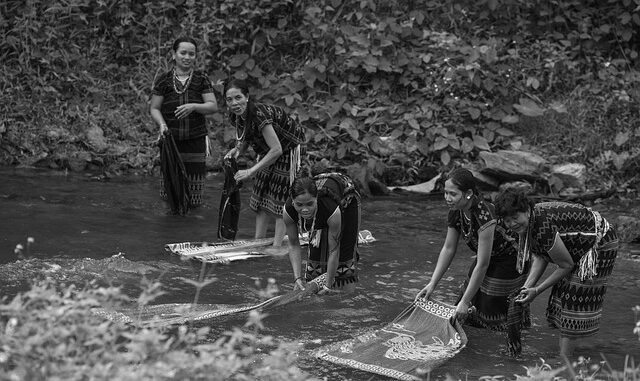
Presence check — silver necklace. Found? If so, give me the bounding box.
[172,69,193,94]
[235,116,246,142]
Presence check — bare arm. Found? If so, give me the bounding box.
[174,92,218,119]
[415,227,460,301]
[517,233,573,304]
[321,208,342,292]
[149,95,167,136]
[235,124,282,182]
[284,208,305,290]
[458,222,494,307]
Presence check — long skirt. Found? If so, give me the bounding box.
[161,136,206,208]
[464,253,530,332]
[304,197,361,287]
[546,228,618,338]
[249,148,298,217]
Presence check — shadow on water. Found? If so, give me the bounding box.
[0,167,638,380]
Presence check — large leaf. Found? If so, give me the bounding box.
[614,131,630,147]
[472,135,491,151]
[513,98,546,117]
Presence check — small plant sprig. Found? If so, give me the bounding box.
[13,237,34,260]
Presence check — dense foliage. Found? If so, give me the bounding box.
[0,0,638,188]
[0,278,316,381]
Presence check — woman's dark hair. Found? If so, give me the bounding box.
[172,37,198,52]
[290,176,317,199]
[445,167,478,195]
[224,78,256,122]
[224,79,249,98]
[494,187,534,217]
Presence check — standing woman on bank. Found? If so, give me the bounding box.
[223,79,305,248]
[415,168,529,348]
[494,188,618,358]
[284,172,361,294]
[150,37,218,210]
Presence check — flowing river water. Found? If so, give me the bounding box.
[0,167,638,380]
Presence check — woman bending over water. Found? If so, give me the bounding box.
[494,187,618,358]
[224,79,305,247]
[284,172,361,294]
[416,168,529,352]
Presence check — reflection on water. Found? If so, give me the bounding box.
[1,168,639,380]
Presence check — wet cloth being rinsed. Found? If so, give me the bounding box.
[217,157,242,240]
[316,298,467,381]
[159,132,191,215]
[92,274,327,327]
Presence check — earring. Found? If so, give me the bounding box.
[467,196,471,199]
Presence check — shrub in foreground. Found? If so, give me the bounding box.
[0,279,317,381]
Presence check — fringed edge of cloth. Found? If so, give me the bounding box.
[289,144,301,185]
[577,209,609,281]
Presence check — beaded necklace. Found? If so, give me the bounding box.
[460,210,473,239]
[235,116,247,143]
[172,69,193,95]
[298,210,320,247]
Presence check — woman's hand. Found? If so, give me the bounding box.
[175,103,195,119]
[234,168,253,182]
[415,283,435,302]
[515,286,538,304]
[293,278,306,291]
[454,301,472,322]
[157,124,168,141]
[224,147,239,161]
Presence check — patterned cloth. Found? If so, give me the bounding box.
[316,298,467,380]
[528,202,619,338]
[448,197,530,332]
[160,137,206,207]
[231,103,305,216]
[284,172,361,287]
[153,69,213,208]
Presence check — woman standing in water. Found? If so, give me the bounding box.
[284,172,361,294]
[149,36,218,210]
[223,79,305,248]
[494,187,618,358]
[415,168,529,350]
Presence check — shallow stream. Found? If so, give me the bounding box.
[0,168,638,380]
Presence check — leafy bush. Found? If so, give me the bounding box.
[0,278,317,381]
[0,0,638,186]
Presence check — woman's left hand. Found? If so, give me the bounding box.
[515,286,538,304]
[453,301,471,322]
[234,169,252,182]
[175,104,195,119]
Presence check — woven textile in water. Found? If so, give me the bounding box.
[316,298,467,380]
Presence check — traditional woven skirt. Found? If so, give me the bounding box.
[304,197,360,287]
[249,147,298,216]
[546,228,618,338]
[464,253,530,331]
[160,136,206,208]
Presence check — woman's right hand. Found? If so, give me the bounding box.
[415,283,435,302]
[293,278,306,291]
[158,124,168,141]
[224,147,239,160]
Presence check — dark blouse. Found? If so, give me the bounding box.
[529,202,598,263]
[231,103,305,155]
[152,70,214,140]
[448,198,518,257]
